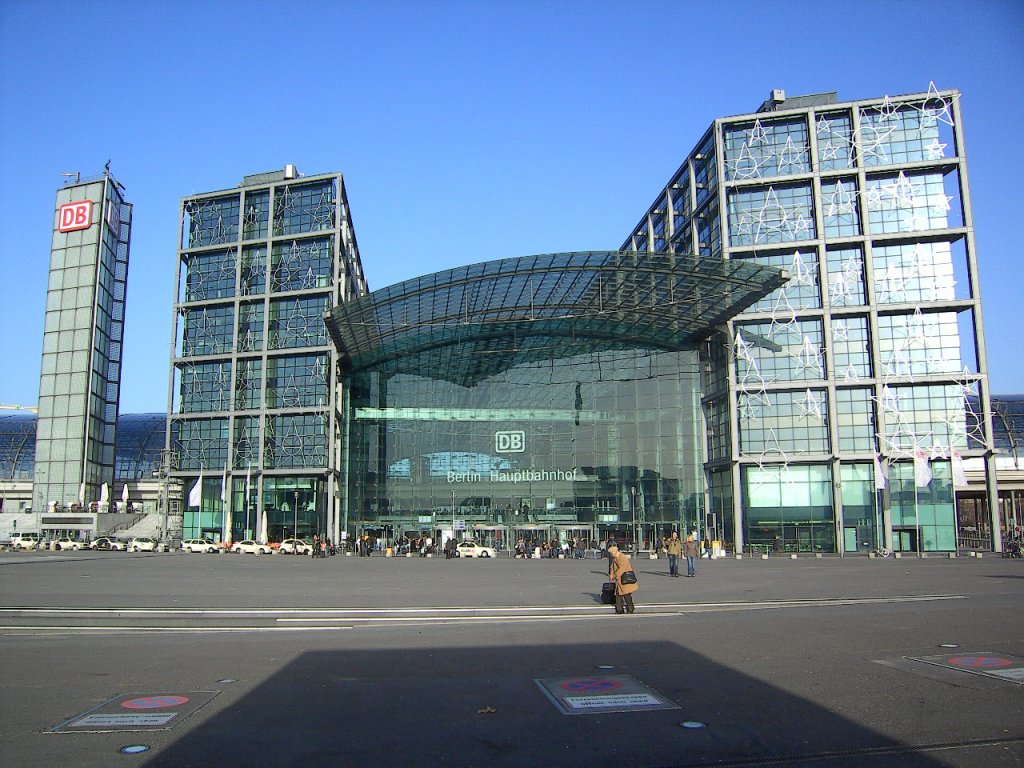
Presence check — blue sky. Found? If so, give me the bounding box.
[1,0,1022,413]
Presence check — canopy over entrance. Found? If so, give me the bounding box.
[326,251,786,387]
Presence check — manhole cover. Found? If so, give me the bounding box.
[535,675,679,715]
[910,652,1024,684]
[51,692,220,732]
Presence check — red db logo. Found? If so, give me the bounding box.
[58,200,93,232]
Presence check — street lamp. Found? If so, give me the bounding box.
[630,486,637,554]
[293,490,299,541]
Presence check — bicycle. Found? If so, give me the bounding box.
[870,547,891,558]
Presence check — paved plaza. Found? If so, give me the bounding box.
[1,550,1022,767]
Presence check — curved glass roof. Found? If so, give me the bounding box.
[326,251,787,387]
[113,414,169,481]
[0,413,36,480]
[0,413,167,481]
[990,395,1024,455]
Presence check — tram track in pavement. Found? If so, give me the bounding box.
[0,593,965,634]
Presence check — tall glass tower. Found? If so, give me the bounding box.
[34,169,132,520]
[623,86,998,554]
[167,167,367,543]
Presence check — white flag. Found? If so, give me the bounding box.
[220,465,227,503]
[79,483,86,504]
[188,469,204,508]
[121,484,129,504]
[873,455,888,490]
[100,482,109,502]
[913,447,932,488]
[951,447,968,488]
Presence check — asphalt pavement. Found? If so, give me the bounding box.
[1,549,1022,767]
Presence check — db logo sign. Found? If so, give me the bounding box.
[495,431,525,453]
[58,200,93,232]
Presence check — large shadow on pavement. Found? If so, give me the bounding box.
[143,640,949,768]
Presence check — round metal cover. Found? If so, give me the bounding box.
[118,745,151,754]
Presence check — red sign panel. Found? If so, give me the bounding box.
[58,200,93,232]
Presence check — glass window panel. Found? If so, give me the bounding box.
[830,316,871,382]
[271,237,333,292]
[876,311,962,378]
[738,388,829,454]
[735,249,821,312]
[872,241,958,304]
[183,195,240,248]
[735,318,825,385]
[728,183,816,246]
[865,170,962,234]
[815,111,856,171]
[274,179,336,236]
[859,102,957,167]
[268,295,330,349]
[826,246,865,307]
[821,178,861,237]
[724,116,810,180]
[835,388,876,452]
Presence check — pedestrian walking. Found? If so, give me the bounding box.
[684,534,699,577]
[606,543,638,614]
[666,530,682,577]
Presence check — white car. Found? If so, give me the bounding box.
[455,541,496,558]
[232,540,272,555]
[129,537,159,552]
[182,538,220,554]
[10,532,41,550]
[89,537,127,551]
[55,537,86,551]
[278,538,311,555]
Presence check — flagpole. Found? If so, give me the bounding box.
[915,479,922,559]
[246,463,252,540]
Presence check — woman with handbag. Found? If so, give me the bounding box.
[606,543,638,614]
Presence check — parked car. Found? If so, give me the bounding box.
[278,538,311,555]
[232,540,272,555]
[455,540,496,558]
[55,537,86,551]
[181,538,220,554]
[9,532,41,551]
[90,537,127,551]
[128,537,159,552]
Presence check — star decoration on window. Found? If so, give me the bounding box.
[925,139,948,160]
[916,81,957,128]
[826,180,858,217]
[794,336,824,378]
[775,136,809,174]
[796,389,824,420]
[727,142,764,180]
[746,119,769,146]
[839,363,862,383]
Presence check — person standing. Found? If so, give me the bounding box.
[606,543,638,614]
[665,530,682,577]
[684,534,700,577]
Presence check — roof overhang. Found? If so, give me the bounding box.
[326,251,786,387]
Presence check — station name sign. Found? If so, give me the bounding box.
[447,468,579,484]
[58,200,93,232]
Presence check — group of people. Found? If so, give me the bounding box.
[309,534,336,558]
[512,537,592,559]
[663,530,701,577]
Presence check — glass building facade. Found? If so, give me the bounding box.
[622,86,998,554]
[33,171,132,517]
[327,251,785,547]
[167,167,367,542]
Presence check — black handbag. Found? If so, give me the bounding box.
[620,570,637,585]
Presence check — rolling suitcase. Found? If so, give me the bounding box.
[601,581,616,605]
